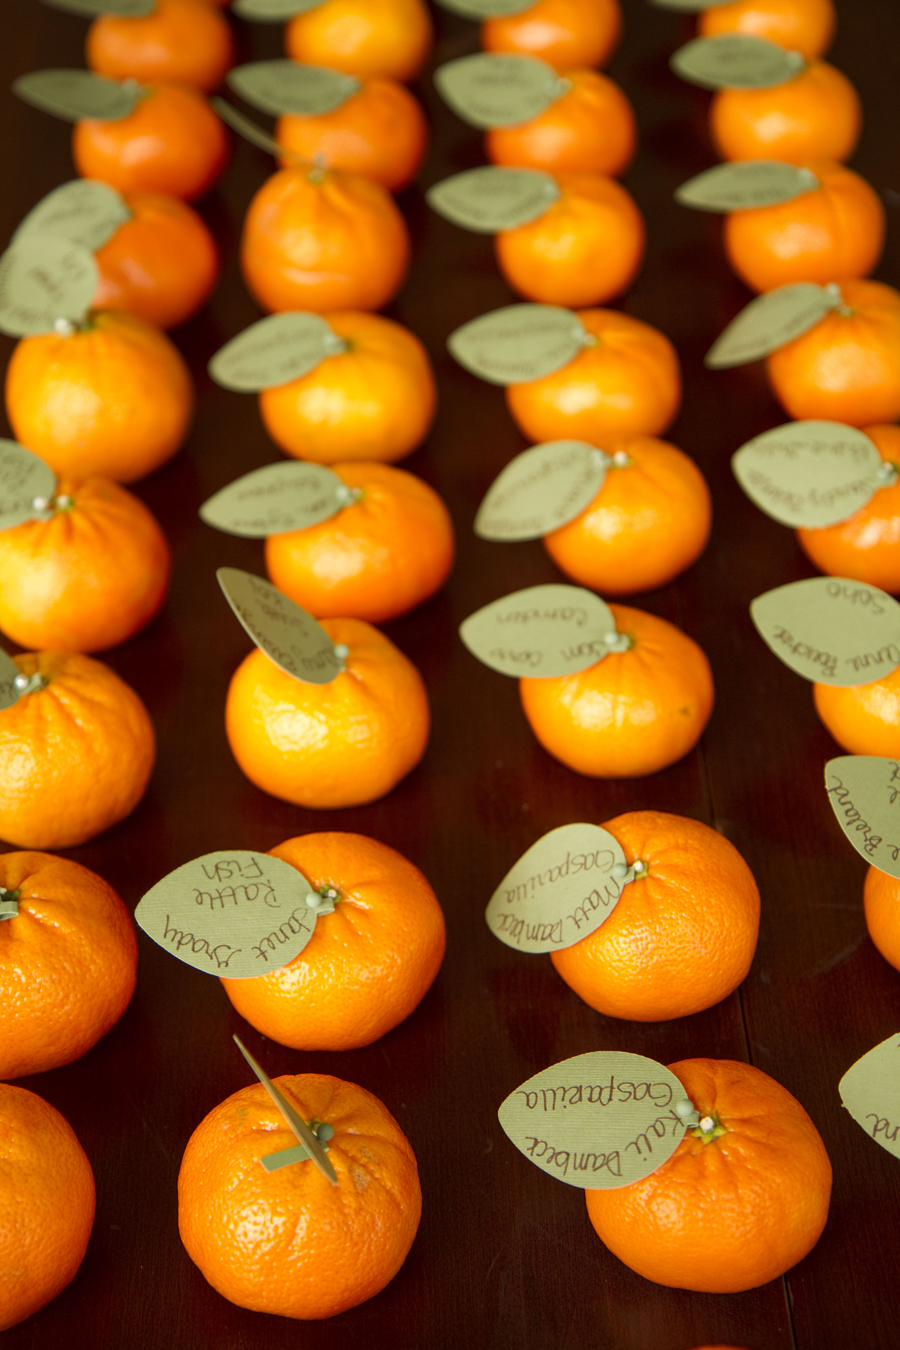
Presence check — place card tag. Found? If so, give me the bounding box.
[671,34,806,91]
[733,421,886,529]
[0,237,98,338]
[234,1036,338,1184]
[42,0,154,15]
[705,282,840,369]
[209,313,347,393]
[475,441,610,540]
[751,577,900,687]
[434,53,568,130]
[449,304,591,386]
[427,166,560,234]
[233,0,325,19]
[12,70,142,123]
[218,567,345,685]
[0,652,24,713]
[135,851,318,978]
[840,1034,900,1162]
[0,440,57,532]
[11,180,131,254]
[499,1051,697,1190]
[486,823,631,952]
[651,0,737,9]
[201,462,350,538]
[227,60,360,118]
[460,583,622,678]
[676,161,819,212]
[435,0,531,18]
[825,756,900,878]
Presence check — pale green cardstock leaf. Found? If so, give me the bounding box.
[435,0,531,17]
[234,1036,338,1185]
[733,421,884,529]
[12,180,131,253]
[12,69,142,122]
[651,0,738,9]
[825,756,900,879]
[840,1033,900,1161]
[751,577,900,687]
[676,161,819,212]
[498,1051,694,1190]
[233,0,324,18]
[0,440,57,532]
[42,0,154,15]
[227,60,360,117]
[209,312,347,392]
[427,166,559,233]
[218,567,345,684]
[0,237,98,337]
[460,583,619,678]
[201,462,350,538]
[449,303,589,386]
[0,651,22,713]
[485,823,629,953]
[671,34,805,90]
[135,852,317,979]
[705,282,836,368]
[475,440,608,540]
[434,53,567,129]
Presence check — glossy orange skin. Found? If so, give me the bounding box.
[797,425,900,591]
[86,0,235,94]
[699,0,836,60]
[92,191,219,329]
[482,0,622,72]
[225,617,429,809]
[285,0,432,82]
[0,476,170,653]
[241,165,410,314]
[276,77,427,192]
[863,866,900,972]
[0,1085,95,1333]
[765,278,900,427]
[724,161,884,293]
[265,462,454,623]
[486,68,636,178]
[543,435,711,593]
[519,603,714,777]
[6,309,194,483]
[551,811,759,1020]
[586,1059,832,1292]
[813,663,900,757]
[259,311,435,464]
[178,1074,420,1319]
[0,852,137,1079]
[506,308,681,446]
[0,652,155,849]
[72,84,228,201]
[495,170,644,308]
[221,832,445,1050]
[711,61,861,165]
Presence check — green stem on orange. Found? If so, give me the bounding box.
[0,887,20,921]
[690,1111,728,1144]
[305,885,339,916]
[14,673,48,698]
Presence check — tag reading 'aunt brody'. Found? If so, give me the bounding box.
[671,34,805,91]
[427,166,560,233]
[475,441,610,540]
[705,282,842,369]
[227,60,360,118]
[485,823,629,952]
[733,421,888,530]
[12,180,131,254]
[209,313,348,392]
[201,462,352,538]
[135,851,319,978]
[12,70,142,122]
[0,237,98,337]
[218,568,345,685]
[825,756,900,879]
[434,53,569,130]
[839,1034,900,1163]
[751,577,900,687]
[676,161,819,213]
[499,1051,696,1189]
[461,584,622,679]
[449,304,591,386]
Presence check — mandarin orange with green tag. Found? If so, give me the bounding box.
[482,0,622,72]
[486,68,636,179]
[284,0,432,82]
[710,60,861,164]
[86,0,234,93]
[699,0,836,59]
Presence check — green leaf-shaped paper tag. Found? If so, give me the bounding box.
[12,180,131,254]
[0,651,22,713]
[218,567,345,685]
[499,1051,694,1190]
[460,583,620,678]
[227,59,360,117]
[840,1034,900,1162]
[233,0,324,19]
[0,237,98,337]
[705,282,838,368]
[13,69,142,123]
[201,463,351,538]
[676,161,819,212]
[651,0,745,9]
[0,440,57,532]
[435,0,531,16]
[751,577,900,687]
[449,303,590,386]
[209,313,347,392]
[428,166,559,233]
[434,52,568,129]
[135,851,317,978]
[733,421,885,529]
[671,34,806,90]
[475,440,609,540]
[825,756,900,878]
[485,823,628,953]
[42,0,154,15]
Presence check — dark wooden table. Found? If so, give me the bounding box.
[2,0,899,1346]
